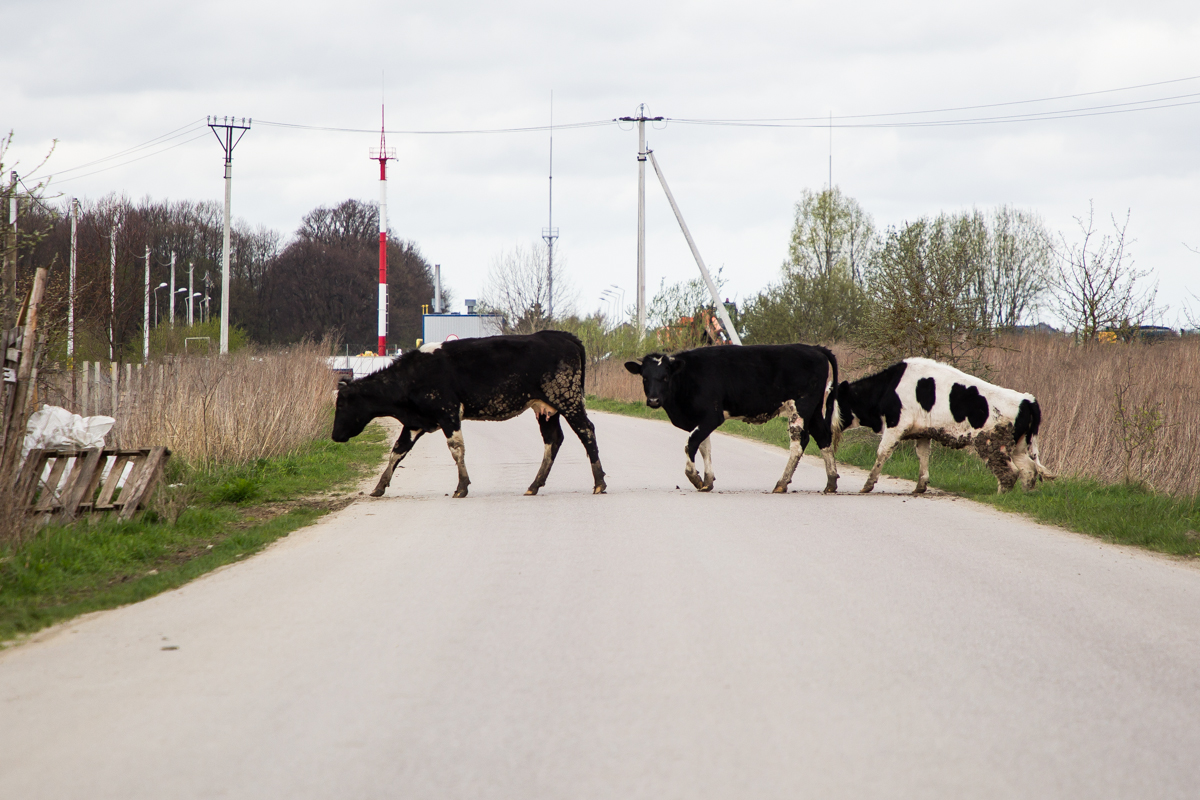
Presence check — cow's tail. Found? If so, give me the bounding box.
[569,332,589,400]
[822,347,840,448]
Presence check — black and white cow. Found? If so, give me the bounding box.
[332,330,606,498]
[833,357,1054,494]
[624,344,840,493]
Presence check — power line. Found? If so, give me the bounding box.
[52,120,208,176]
[51,132,210,185]
[255,118,614,135]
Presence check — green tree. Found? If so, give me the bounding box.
[741,187,874,344]
[858,213,993,368]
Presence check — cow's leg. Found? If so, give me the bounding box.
[443,425,470,498]
[562,408,607,494]
[913,438,931,494]
[774,403,805,494]
[685,419,720,491]
[370,426,424,497]
[526,413,565,496]
[697,437,714,490]
[861,429,901,493]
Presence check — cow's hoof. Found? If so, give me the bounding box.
[685,474,705,490]
[859,485,875,494]
[822,479,838,494]
[698,485,713,493]
[453,488,469,498]
[913,484,927,495]
[772,484,787,494]
[524,488,539,496]
[369,489,385,498]
[593,484,607,495]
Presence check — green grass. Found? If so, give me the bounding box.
[0,424,389,645]
[588,396,1200,558]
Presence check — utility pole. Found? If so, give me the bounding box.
[68,198,78,359]
[617,105,662,339]
[3,171,16,329]
[207,116,251,355]
[169,251,176,327]
[188,262,194,327]
[143,245,150,362]
[646,149,741,346]
[369,106,396,357]
[433,264,442,313]
[542,92,558,321]
[109,216,119,361]
[69,198,78,405]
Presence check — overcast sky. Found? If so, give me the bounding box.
[5,0,1199,327]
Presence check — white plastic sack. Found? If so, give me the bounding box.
[22,405,115,461]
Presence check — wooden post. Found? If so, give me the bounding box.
[0,266,49,480]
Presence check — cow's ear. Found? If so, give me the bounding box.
[624,360,643,375]
[667,358,685,375]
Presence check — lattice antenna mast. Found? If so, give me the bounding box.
[542,91,559,321]
[370,104,397,356]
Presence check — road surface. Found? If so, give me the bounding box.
[2,411,1199,798]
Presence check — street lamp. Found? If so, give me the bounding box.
[153,282,168,327]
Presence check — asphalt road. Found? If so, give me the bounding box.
[2,411,1199,799]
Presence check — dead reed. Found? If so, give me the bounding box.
[109,341,336,468]
[981,334,1200,496]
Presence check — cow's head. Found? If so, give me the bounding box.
[625,353,683,409]
[332,381,375,442]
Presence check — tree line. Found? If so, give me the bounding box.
[5,194,439,360]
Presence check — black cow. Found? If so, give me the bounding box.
[624,344,840,493]
[333,330,607,498]
[833,357,1055,494]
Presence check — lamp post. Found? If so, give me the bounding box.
[153,282,168,328]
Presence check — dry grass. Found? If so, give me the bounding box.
[110,341,336,468]
[588,336,1200,497]
[981,334,1200,496]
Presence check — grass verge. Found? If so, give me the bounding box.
[0,423,389,646]
[588,396,1200,558]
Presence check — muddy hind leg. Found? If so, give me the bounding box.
[913,438,931,494]
[526,413,565,495]
[562,407,607,494]
[371,427,424,497]
[444,426,470,498]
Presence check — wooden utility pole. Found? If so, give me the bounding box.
[2,171,17,330]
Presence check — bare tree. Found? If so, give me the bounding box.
[980,205,1054,329]
[1053,203,1157,341]
[480,242,574,333]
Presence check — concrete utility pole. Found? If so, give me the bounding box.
[188,262,194,327]
[647,150,741,346]
[207,116,251,355]
[169,252,176,327]
[542,92,558,321]
[143,245,150,362]
[369,106,396,357]
[617,106,662,339]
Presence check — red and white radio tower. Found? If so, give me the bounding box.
[369,106,397,356]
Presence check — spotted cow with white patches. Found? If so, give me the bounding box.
[833,357,1054,494]
[333,330,606,498]
[625,344,840,493]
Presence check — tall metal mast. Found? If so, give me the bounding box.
[542,92,558,321]
[370,105,397,356]
[207,115,251,355]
